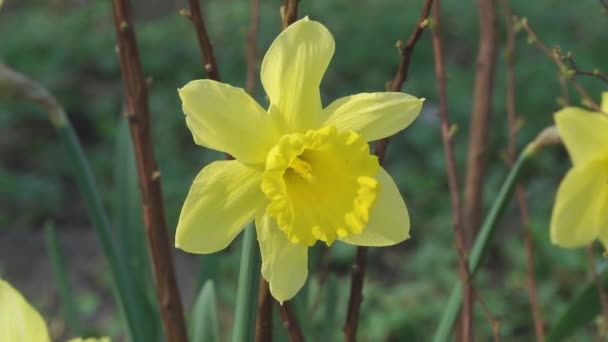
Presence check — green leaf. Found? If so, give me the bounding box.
[57,121,156,342]
[112,117,162,339]
[232,224,261,342]
[44,222,84,336]
[433,151,532,342]
[190,280,221,342]
[546,268,608,341]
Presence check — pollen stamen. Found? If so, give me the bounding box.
[289,156,316,183]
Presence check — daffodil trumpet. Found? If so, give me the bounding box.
[176,17,424,302]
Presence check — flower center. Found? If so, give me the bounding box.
[261,125,380,246]
[289,157,316,183]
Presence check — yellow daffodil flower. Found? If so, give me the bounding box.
[176,17,423,302]
[0,279,110,342]
[550,92,608,248]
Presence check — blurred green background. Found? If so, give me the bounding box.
[0,0,606,340]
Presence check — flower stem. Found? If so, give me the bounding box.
[433,148,534,342]
[232,224,261,342]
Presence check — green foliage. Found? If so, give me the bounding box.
[190,280,221,342]
[1,0,607,340]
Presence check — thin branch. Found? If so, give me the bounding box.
[256,279,273,342]
[499,3,545,341]
[344,245,369,342]
[182,0,220,80]
[517,18,605,113]
[281,0,298,30]
[110,1,188,341]
[561,54,608,84]
[343,1,433,341]
[430,1,474,341]
[246,0,261,94]
[601,0,608,15]
[276,301,305,342]
[587,245,608,318]
[464,0,499,245]
[388,0,434,92]
[473,288,501,342]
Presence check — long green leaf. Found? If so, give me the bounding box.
[433,150,532,342]
[113,117,162,339]
[44,222,84,336]
[0,65,154,341]
[546,268,608,341]
[232,224,261,342]
[113,118,147,290]
[58,122,154,342]
[190,280,221,342]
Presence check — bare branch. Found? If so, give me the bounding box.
[255,280,273,342]
[499,3,545,340]
[276,301,304,342]
[110,1,188,341]
[464,0,499,245]
[518,18,605,113]
[281,0,298,29]
[246,0,261,94]
[560,52,608,84]
[183,0,221,80]
[344,1,433,341]
[430,1,474,340]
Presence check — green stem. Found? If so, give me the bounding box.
[44,222,84,336]
[232,224,261,342]
[433,148,534,342]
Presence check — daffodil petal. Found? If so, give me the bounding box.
[550,159,608,248]
[554,107,608,165]
[179,79,278,165]
[323,92,423,142]
[342,167,410,246]
[256,214,308,304]
[176,160,266,253]
[0,279,50,342]
[261,17,335,133]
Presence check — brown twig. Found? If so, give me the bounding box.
[587,245,608,318]
[430,1,474,341]
[246,0,260,94]
[464,0,498,246]
[256,279,273,342]
[344,245,369,342]
[473,287,501,342]
[110,1,188,341]
[182,0,220,80]
[343,1,433,341]
[276,301,305,342]
[281,0,298,30]
[518,18,604,113]
[388,0,434,92]
[499,3,545,341]
[560,53,608,84]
